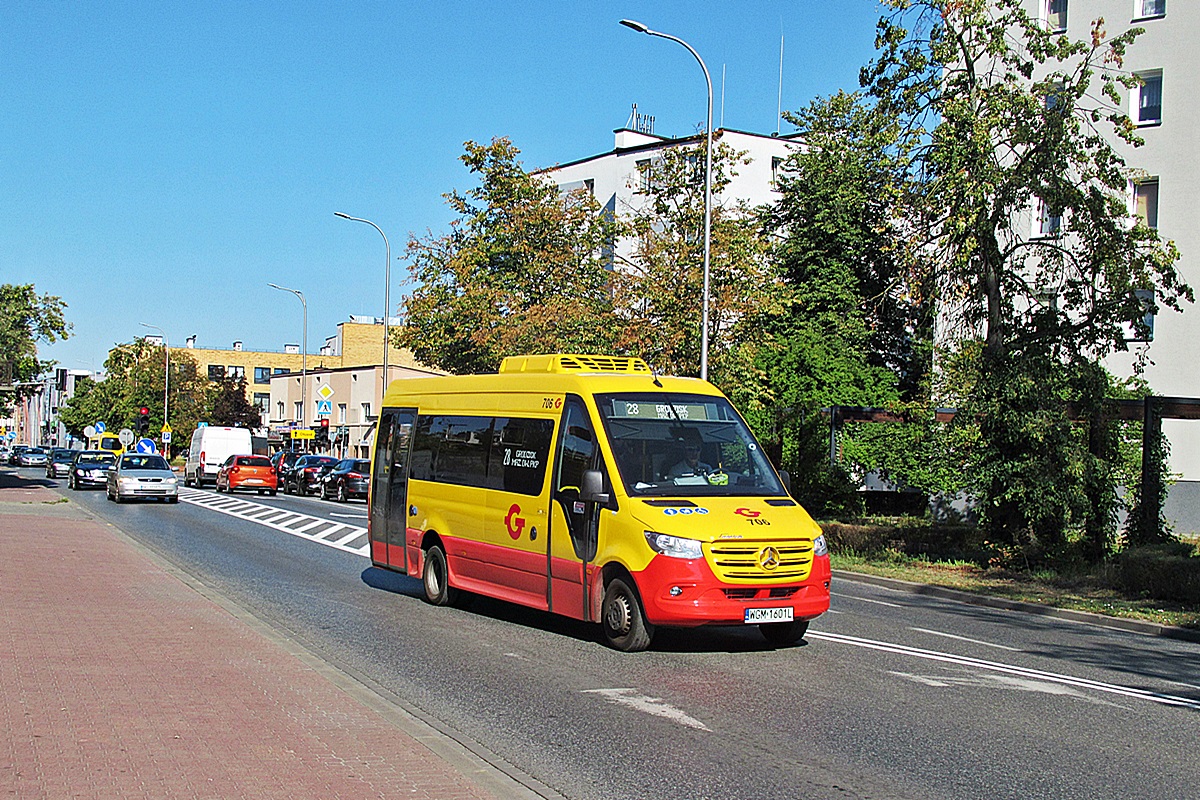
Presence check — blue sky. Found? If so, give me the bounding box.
[3,1,885,373]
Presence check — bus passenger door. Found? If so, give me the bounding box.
[548,396,606,621]
[369,408,416,572]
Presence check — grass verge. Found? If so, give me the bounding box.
[831,551,1200,629]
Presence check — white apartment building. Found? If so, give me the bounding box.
[541,118,802,263]
[1029,0,1198,528]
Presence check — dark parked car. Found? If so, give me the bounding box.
[321,458,371,502]
[7,445,28,465]
[284,455,338,496]
[68,450,118,490]
[46,448,76,478]
[271,450,303,491]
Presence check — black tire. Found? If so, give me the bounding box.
[421,545,458,606]
[759,620,809,646]
[168,496,179,504]
[336,483,346,503]
[268,490,277,496]
[601,577,654,652]
[215,481,224,493]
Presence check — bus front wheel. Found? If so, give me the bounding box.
[601,577,654,652]
[422,545,458,606]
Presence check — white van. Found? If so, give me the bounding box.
[184,426,253,487]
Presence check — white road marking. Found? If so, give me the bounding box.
[809,630,1200,710]
[179,488,369,557]
[888,670,1127,709]
[908,627,1022,652]
[831,591,902,608]
[583,688,711,731]
[330,512,368,519]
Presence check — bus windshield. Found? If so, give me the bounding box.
[595,392,785,497]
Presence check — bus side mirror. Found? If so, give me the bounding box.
[779,470,792,493]
[580,469,610,506]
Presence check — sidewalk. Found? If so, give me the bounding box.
[0,469,540,799]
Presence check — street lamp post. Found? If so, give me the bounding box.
[620,19,714,380]
[334,212,392,395]
[139,323,170,437]
[268,283,308,443]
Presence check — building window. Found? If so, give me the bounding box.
[1046,0,1067,31]
[1136,0,1165,20]
[1134,179,1159,228]
[361,402,372,422]
[207,364,225,380]
[276,401,285,420]
[226,365,245,380]
[338,403,347,424]
[253,392,270,413]
[294,402,302,421]
[1036,197,1062,237]
[636,158,652,191]
[273,367,288,376]
[771,157,784,188]
[253,367,271,384]
[1134,71,1162,125]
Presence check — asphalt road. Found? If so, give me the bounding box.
[41,469,1200,800]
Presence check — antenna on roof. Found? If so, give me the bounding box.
[627,103,655,135]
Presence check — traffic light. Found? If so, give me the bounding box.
[137,407,150,435]
[317,418,330,444]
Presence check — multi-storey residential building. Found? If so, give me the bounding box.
[541,119,801,264]
[1026,0,1197,528]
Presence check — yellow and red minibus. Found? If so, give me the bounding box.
[368,354,830,651]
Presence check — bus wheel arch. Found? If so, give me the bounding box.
[599,566,654,652]
[420,533,458,607]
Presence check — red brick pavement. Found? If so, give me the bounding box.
[0,471,509,799]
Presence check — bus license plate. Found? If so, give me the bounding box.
[744,607,794,624]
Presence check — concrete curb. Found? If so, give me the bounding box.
[832,569,1200,644]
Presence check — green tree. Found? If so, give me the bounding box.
[613,135,777,385]
[748,91,930,514]
[0,284,71,412]
[59,339,208,456]
[207,374,262,429]
[400,138,624,374]
[861,0,1190,554]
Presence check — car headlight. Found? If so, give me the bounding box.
[165,477,177,485]
[813,534,829,557]
[644,531,704,559]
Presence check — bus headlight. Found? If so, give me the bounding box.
[644,531,703,560]
[813,535,829,557]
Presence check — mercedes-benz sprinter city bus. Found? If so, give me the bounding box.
[368,354,830,651]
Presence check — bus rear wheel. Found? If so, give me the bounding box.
[422,545,458,606]
[760,620,809,646]
[601,577,654,652]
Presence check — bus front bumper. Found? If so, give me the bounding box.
[634,554,831,628]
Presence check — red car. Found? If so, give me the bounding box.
[215,455,278,495]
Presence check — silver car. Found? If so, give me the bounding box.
[18,447,48,467]
[106,453,179,503]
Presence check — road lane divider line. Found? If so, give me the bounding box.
[908,627,1022,652]
[807,630,1200,710]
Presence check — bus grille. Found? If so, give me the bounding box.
[706,540,815,582]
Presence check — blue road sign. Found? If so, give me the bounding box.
[316,399,332,415]
[5,431,15,441]
[95,422,107,434]
[135,438,157,454]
